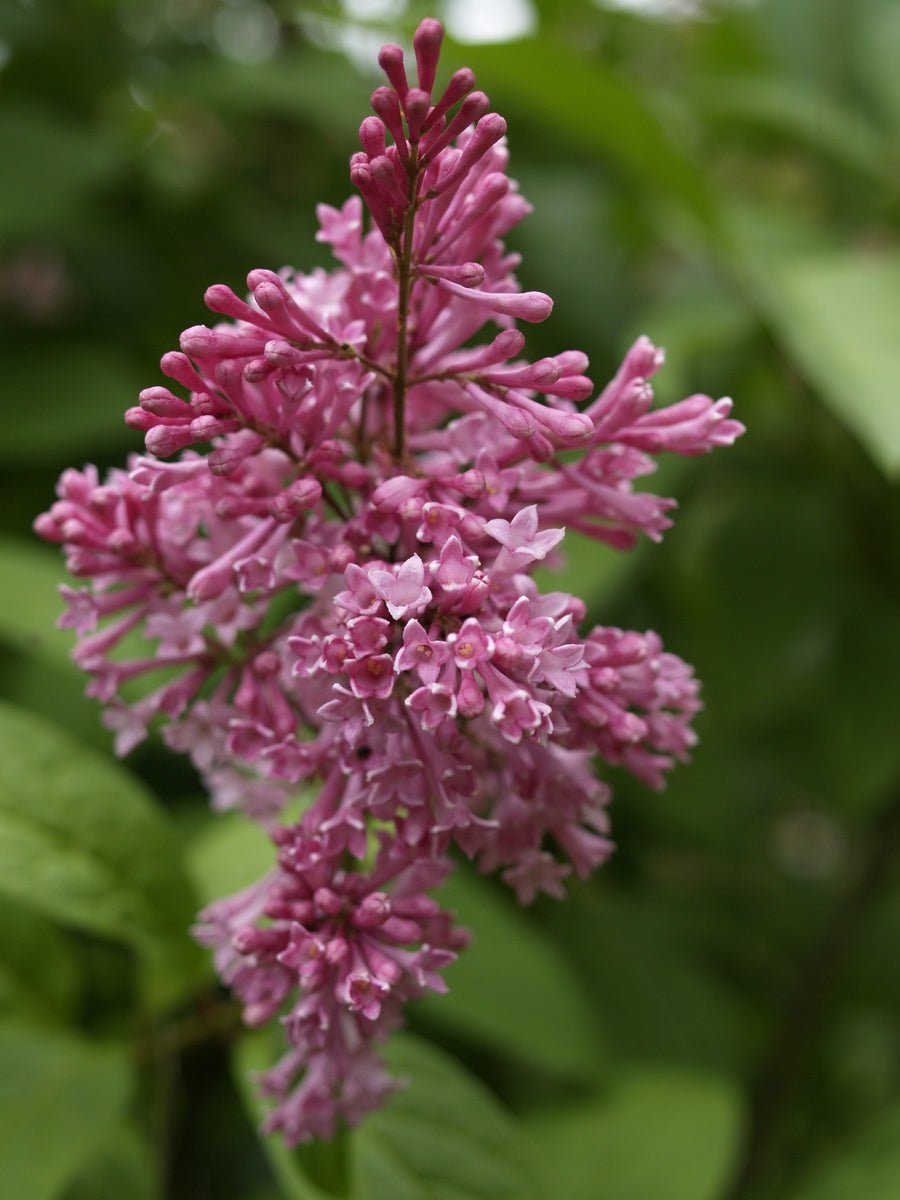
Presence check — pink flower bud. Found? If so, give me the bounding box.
[378,44,409,100]
[413,18,444,95]
[358,116,387,160]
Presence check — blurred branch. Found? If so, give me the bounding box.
[722,789,900,1200]
[134,993,243,1067]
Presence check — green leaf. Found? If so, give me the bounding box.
[733,222,900,477]
[858,1,900,129]
[63,1122,157,1200]
[524,1066,741,1200]
[0,345,140,465]
[2,656,110,752]
[0,108,118,238]
[188,810,277,909]
[0,538,75,670]
[535,528,641,620]
[354,1036,542,1200]
[158,51,361,133]
[452,38,719,229]
[696,75,886,179]
[539,887,751,1073]
[0,702,202,1008]
[0,900,81,1023]
[0,1022,132,1200]
[416,867,605,1080]
[788,1104,900,1200]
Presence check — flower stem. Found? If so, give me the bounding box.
[393,151,420,461]
[720,788,900,1200]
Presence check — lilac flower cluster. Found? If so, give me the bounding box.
[36,20,743,1142]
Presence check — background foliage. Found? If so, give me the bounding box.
[1,1,899,1197]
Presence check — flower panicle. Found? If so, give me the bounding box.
[34,17,743,1143]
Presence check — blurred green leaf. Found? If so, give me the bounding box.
[819,581,900,817]
[0,538,73,669]
[188,810,278,909]
[857,0,900,130]
[540,886,752,1073]
[524,1066,741,1200]
[0,345,140,464]
[63,1122,157,1200]
[0,702,202,1008]
[696,75,886,179]
[787,1104,900,1199]
[665,476,848,730]
[417,866,605,1081]
[0,1022,131,1200]
[157,52,361,132]
[535,528,640,629]
[355,1035,542,1200]
[735,229,900,477]
[0,108,118,238]
[453,38,719,229]
[0,900,81,1023]
[512,167,624,348]
[1,655,109,750]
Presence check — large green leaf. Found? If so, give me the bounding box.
[1,344,140,464]
[0,538,74,670]
[0,1022,132,1200]
[453,38,719,229]
[539,886,751,1073]
[735,228,900,477]
[524,1066,741,1200]
[695,75,886,179]
[0,108,117,238]
[0,702,202,1007]
[188,809,277,909]
[787,1105,900,1200]
[157,51,361,132]
[858,0,900,129]
[234,1031,542,1200]
[63,1122,157,1200]
[354,1036,541,1200]
[0,901,81,1023]
[417,867,605,1080]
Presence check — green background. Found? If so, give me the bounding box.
[0,1,898,1197]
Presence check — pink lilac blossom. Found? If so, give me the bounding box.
[35,18,743,1143]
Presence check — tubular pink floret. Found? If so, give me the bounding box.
[403,88,431,142]
[425,116,508,199]
[358,117,387,160]
[160,350,207,391]
[422,67,476,135]
[420,94,492,168]
[417,261,485,287]
[370,87,408,157]
[435,278,553,322]
[204,284,274,331]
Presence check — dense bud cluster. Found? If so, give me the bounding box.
[36,18,743,1141]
